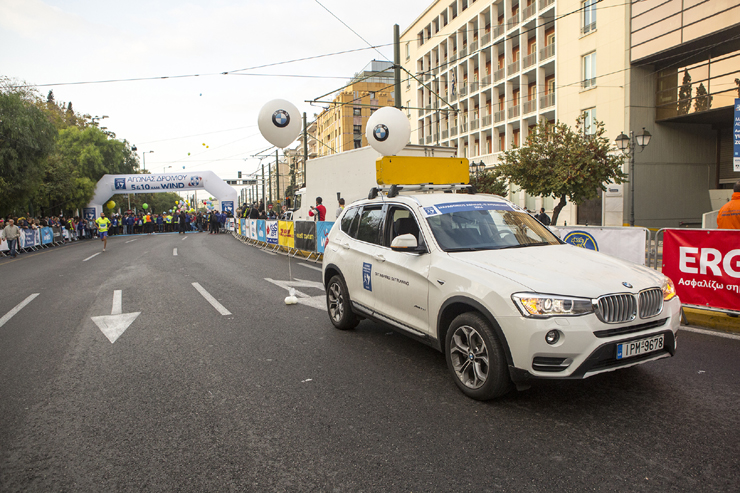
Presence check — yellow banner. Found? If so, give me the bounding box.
[376,156,470,185]
[278,220,294,248]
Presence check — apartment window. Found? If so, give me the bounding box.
[354,138,362,149]
[369,91,376,99]
[353,125,362,135]
[546,76,555,94]
[583,108,597,135]
[582,52,596,89]
[582,0,597,35]
[353,107,362,116]
[405,42,410,60]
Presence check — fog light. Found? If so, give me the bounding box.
[545,330,560,345]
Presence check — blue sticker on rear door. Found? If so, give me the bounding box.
[363,263,372,291]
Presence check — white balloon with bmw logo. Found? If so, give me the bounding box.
[364,106,411,156]
[257,99,302,149]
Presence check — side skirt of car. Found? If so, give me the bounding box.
[350,301,436,349]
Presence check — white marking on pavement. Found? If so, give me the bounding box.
[173,248,178,256]
[125,239,138,244]
[0,293,39,328]
[192,282,232,315]
[680,326,740,341]
[264,278,325,310]
[91,290,140,343]
[181,236,188,241]
[299,263,322,272]
[83,252,101,262]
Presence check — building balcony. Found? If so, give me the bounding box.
[539,0,554,9]
[522,3,537,19]
[522,53,536,70]
[460,47,468,58]
[493,68,505,83]
[540,93,555,108]
[460,122,468,133]
[469,81,479,92]
[470,41,478,52]
[426,135,433,144]
[507,105,520,119]
[523,99,537,114]
[494,110,505,123]
[481,75,492,87]
[442,129,449,139]
[481,33,491,46]
[482,114,492,126]
[540,44,555,61]
[451,127,458,136]
[471,119,480,131]
[507,13,519,28]
[507,60,520,75]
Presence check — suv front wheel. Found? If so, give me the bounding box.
[326,275,360,330]
[445,312,512,400]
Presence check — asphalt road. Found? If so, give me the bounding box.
[1,232,738,492]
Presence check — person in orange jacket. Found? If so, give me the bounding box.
[717,180,740,229]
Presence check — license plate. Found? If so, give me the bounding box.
[616,334,664,360]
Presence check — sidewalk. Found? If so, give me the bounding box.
[682,307,740,335]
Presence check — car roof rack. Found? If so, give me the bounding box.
[368,183,475,199]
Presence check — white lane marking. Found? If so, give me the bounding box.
[83,252,101,262]
[173,248,178,256]
[181,237,188,241]
[680,326,740,341]
[0,293,39,328]
[299,263,322,272]
[264,278,325,310]
[125,239,138,244]
[112,290,122,315]
[192,282,232,316]
[91,290,140,343]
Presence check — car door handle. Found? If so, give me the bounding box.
[341,242,350,249]
[374,254,386,262]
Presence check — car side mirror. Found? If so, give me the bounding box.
[391,233,425,253]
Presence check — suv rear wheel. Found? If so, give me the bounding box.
[445,312,511,400]
[326,275,360,330]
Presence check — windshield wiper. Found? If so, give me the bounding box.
[498,241,552,250]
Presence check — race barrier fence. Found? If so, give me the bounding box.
[1,226,79,256]
[233,219,334,261]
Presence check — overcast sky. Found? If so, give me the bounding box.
[1,0,427,180]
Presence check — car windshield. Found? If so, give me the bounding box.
[424,203,560,252]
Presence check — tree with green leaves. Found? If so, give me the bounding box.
[492,115,627,226]
[0,89,58,216]
[471,169,508,196]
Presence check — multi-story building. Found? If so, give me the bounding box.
[315,60,396,157]
[402,0,740,227]
[401,0,560,216]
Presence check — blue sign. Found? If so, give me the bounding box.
[734,98,740,172]
[316,221,334,254]
[222,201,234,213]
[83,207,96,220]
[257,220,266,242]
[425,201,515,216]
[41,227,53,245]
[114,178,126,190]
[362,262,372,291]
[563,230,599,251]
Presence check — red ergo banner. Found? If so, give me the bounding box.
[662,229,740,312]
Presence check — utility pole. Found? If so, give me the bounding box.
[275,150,280,206]
[268,162,273,204]
[303,113,308,185]
[261,164,265,207]
[394,24,402,110]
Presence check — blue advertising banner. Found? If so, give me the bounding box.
[83,207,96,221]
[257,220,266,242]
[41,227,54,245]
[240,219,246,236]
[316,221,334,253]
[266,220,278,244]
[21,229,37,248]
[222,201,234,214]
[734,98,740,172]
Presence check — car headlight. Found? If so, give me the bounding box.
[512,293,594,318]
[662,276,677,301]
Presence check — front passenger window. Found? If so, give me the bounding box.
[355,206,384,245]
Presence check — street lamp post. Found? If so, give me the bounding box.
[142,150,154,171]
[615,127,652,227]
[469,160,485,182]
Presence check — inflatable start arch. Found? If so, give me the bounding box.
[83,171,238,220]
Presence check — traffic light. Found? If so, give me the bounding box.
[238,171,242,179]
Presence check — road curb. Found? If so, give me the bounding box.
[682,307,740,335]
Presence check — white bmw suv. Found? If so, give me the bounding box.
[322,191,680,400]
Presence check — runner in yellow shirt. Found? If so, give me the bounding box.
[96,212,112,251]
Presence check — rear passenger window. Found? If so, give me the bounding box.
[355,206,384,245]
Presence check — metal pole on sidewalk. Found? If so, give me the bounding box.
[276,150,280,206]
[394,24,401,110]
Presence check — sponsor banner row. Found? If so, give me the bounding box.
[2,227,76,252]
[237,220,334,254]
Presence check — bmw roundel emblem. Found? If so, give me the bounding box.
[373,124,389,142]
[272,109,290,128]
[622,282,633,288]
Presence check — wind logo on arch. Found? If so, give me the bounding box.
[188,176,202,187]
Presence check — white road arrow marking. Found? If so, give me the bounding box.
[83,252,101,262]
[91,290,141,343]
[192,282,232,315]
[173,248,178,256]
[264,278,326,310]
[299,263,322,272]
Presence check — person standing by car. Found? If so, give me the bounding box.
[535,208,551,226]
[2,218,21,258]
[336,198,345,219]
[717,180,740,229]
[309,197,326,222]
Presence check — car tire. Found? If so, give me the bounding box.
[445,312,512,400]
[326,275,360,330]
